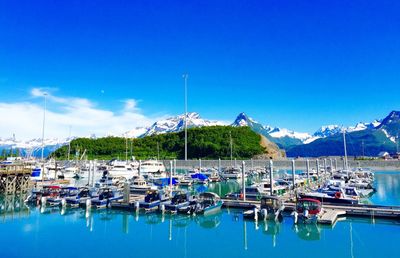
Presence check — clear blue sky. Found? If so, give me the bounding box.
[1,0,399,134]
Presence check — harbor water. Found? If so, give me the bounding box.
[1,171,399,258]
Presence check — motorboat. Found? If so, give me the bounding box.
[130,176,154,194]
[182,192,223,216]
[220,167,242,180]
[65,187,98,207]
[203,168,221,182]
[95,176,114,188]
[225,185,263,201]
[253,179,288,196]
[190,173,209,184]
[292,198,323,224]
[179,176,193,187]
[243,196,285,221]
[137,189,170,211]
[163,191,195,213]
[91,187,123,209]
[298,189,358,205]
[25,185,61,204]
[46,187,79,207]
[61,166,79,178]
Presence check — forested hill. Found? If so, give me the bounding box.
[51,126,277,160]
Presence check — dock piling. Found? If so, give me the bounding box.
[242,161,246,201]
[291,159,295,191]
[269,160,273,196]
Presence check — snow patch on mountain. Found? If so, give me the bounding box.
[269,128,312,141]
[124,127,148,138]
[141,112,225,137]
[232,112,258,127]
[381,129,396,143]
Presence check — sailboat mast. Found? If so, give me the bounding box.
[343,130,348,170]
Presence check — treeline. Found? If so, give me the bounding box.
[51,126,266,160]
[0,148,22,159]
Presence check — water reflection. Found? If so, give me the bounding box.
[371,172,400,206]
[195,213,221,229]
[0,194,30,221]
[293,223,321,241]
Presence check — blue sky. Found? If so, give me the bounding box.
[0,0,399,139]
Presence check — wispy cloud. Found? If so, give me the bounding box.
[0,88,166,140]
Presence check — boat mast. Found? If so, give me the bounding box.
[343,129,349,170]
[183,73,188,161]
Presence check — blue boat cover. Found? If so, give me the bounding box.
[153,178,178,187]
[191,173,208,180]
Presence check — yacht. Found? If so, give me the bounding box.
[107,160,137,179]
[254,178,288,196]
[130,176,154,194]
[140,160,166,178]
[220,167,242,180]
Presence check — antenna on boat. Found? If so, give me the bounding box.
[183,73,188,161]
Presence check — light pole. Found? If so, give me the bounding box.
[183,73,188,161]
[41,92,48,161]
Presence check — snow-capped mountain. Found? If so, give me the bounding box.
[232,112,259,127]
[1,110,397,157]
[0,137,74,149]
[287,111,400,157]
[140,112,225,137]
[124,127,148,138]
[310,120,382,142]
[231,112,311,148]
[0,137,74,158]
[269,128,312,142]
[312,125,343,138]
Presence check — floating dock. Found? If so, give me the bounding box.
[221,199,400,225]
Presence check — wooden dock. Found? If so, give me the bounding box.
[318,210,346,225]
[0,164,32,195]
[110,194,144,210]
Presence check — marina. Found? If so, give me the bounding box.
[1,159,400,258]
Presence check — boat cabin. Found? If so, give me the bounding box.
[296,198,322,215]
[260,196,283,211]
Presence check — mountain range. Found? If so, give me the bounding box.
[1,111,399,158]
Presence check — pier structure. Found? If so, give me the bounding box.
[0,164,32,195]
[0,194,30,221]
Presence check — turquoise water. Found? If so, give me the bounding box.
[1,171,399,258]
